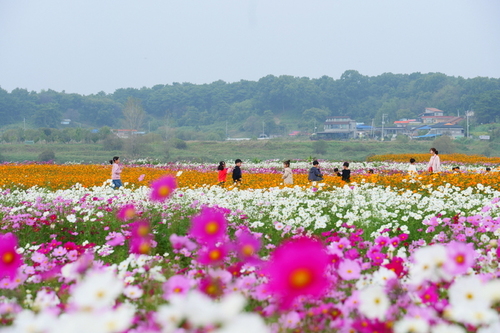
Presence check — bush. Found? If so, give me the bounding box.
[172,138,188,150]
[102,135,124,151]
[432,136,456,154]
[38,150,56,162]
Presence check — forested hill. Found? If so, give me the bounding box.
[1,70,500,131]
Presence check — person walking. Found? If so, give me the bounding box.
[427,148,441,173]
[217,161,229,186]
[282,160,293,185]
[110,156,123,189]
[232,159,243,185]
[308,160,323,181]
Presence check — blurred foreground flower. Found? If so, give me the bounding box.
[263,237,330,310]
[190,207,227,244]
[150,175,177,202]
[0,233,23,280]
[116,204,136,221]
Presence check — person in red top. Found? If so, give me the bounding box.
[217,161,229,186]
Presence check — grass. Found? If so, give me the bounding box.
[0,138,498,163]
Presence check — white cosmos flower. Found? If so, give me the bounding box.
[410,244,451,284]
[123,285,143,299]
[3,310,57,333]
[431,323,466,333]
[394,317,429,333]
[215,313,270,333]
[358,285,390,320]
[70,269,123,310]
[66,214,77,223]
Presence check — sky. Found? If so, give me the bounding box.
[1,0,499,95]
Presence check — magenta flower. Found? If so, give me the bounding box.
[263,237,330,310]
[0,233,22,280]
[418,285,438,304]
[189,207,227,244]
[338,259,361,280]
[130,237,152,255]
[235,231,261,263]
[444,241,475,275]
[197,244,228,266]
[138,174,145,181]
[117,204,137,221]
[149,175,177,202]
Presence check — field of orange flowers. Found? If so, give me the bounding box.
[1,163,500,192]
[368,153,500,165]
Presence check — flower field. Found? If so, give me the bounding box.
[1,158,500,333]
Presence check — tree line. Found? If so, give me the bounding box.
[1,70,500,134]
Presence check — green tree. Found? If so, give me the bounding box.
[122,97,145,130]
[475,90,500,123]
[32,103,62,128]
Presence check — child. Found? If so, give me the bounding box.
[232,159,243,184]
[340,162,351,182]
[110,156,123,189]
[282,160,293,185]
[217,161,229,186]
[308,160,323,181]
[408,158,417,175]
[333,168,341,177]
[452,166,460,173]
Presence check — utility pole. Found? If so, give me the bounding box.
[381,114,388,141]
[225,121,228,139]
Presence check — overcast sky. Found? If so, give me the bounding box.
[1,0,499,95]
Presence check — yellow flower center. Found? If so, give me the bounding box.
[455,254,464,264]
[209,249,221,261]
[241,244,254,257]
[290,268,312,289]
[124,208,135,219]
[2,252,14,264]
[139,242,150,254]
[137,225,149,237]
[205,221,218,234]
[158,185,170,197]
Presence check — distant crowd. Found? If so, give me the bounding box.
[107,147,494,189]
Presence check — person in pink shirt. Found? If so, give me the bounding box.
[427,148,441,173]
[110,156,123,188]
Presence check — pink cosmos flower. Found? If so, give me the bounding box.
[130,236,152,255]
[418,285,438,304]
[117,204,137,221]
[138,174,145,181]
[0,233,22,280]
[106,233,125,247]
[338,259,361,280]
[443,241,475,275]
[235,231,261,263]
[149,175,177,202]
[197,244,228,266]
[263,237,330,310]
[189,207,227,244]
[163,275,191,299]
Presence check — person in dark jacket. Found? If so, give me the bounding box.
[308,160,323,181]
[232,159,243,185]
[340,162,351,182]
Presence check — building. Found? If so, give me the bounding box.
[418,107,463,124]
[312,116,358,140]
[413,123,465,139]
